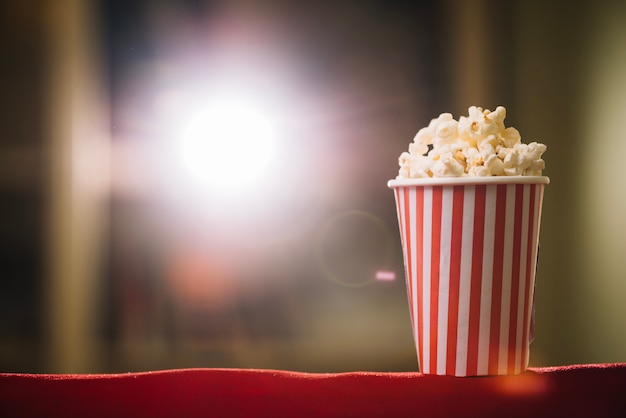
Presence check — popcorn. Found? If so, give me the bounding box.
[397,106,547,178]
[432,152,465,177]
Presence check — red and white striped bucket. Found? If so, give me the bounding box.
[388,176,549,376]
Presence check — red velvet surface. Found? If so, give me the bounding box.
[1,363,625,417]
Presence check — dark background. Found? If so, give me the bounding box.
[1,0,625,373]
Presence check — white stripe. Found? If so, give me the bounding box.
[398,188,416,370]
[529,185,542,284]
[397,188,404,247]
[523,185,541,366]
[477,185,497,375]
[421,187,432,373]
[437,187,453,374]
[399,191,411,336]
[396,187,411,297]
[498,184,516,374]
[409,188,420,367]
[514,185,530,373]
[456,186,475,376]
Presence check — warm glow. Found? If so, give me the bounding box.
[180,101,275,191]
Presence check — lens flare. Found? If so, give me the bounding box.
[315,210,395,287]
[181,102,275,191]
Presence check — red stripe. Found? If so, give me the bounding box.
[521,184,537,369]
[415,187,425,371]
[429,186,443,373]
[466,185,486,376]
[507,184,525,373]
[446,186,464,375]
[488,185,508,374]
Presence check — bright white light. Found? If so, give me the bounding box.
[181,102,275,191]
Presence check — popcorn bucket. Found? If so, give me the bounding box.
[388,176,549,376]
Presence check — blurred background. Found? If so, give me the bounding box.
[1,0,625,373]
